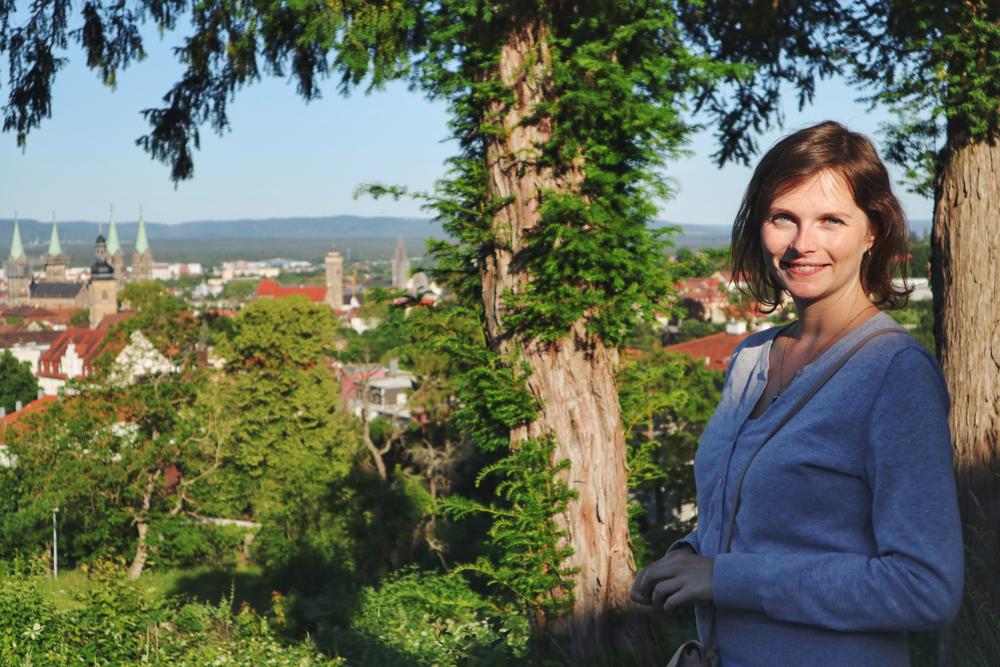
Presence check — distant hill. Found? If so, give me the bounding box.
[0,215,933,263]
[0,216,446,246]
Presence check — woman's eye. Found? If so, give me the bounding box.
[768,214,794,224]
[824,217,846,225]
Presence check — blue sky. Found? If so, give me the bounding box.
[0,29,933,227]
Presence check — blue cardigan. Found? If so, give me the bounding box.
[675,312,963,667]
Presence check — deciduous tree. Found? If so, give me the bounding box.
[0,350,38,414]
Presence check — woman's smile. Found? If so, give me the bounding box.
[780,260,829,276]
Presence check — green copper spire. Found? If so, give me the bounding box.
[9,213,24,259]
[47,218,63,256]
[135,208,149,254]
[106,207,121,255]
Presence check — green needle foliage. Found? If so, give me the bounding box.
[401,302,575,631]
[847,1,1000,193]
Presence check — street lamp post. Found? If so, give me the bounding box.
[52,507,59,579]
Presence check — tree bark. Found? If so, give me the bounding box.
[480,18,649,661]
[932,134,1000,661]
[127,470,161,580]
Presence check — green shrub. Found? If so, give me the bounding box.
[0,559,342,665]
[148,516,248,569]
[336,568,529,666]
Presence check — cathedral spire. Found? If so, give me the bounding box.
[9,212,25,259]
[47,215,63,256]
[106,204,121,255]
[135,207,149,254]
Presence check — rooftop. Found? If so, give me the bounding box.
[37,327,112,379]
[665,330,751,372]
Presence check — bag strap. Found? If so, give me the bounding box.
[721,327,905,553]
[704,326,905,652]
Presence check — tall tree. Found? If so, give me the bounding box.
[0,350,38,414]
[215,296,368,573]
[0,0,848,657]
[848,3,1000,659]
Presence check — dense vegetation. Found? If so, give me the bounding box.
[1,0,995,660]
[0,270,729,663]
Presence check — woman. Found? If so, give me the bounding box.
[631,121,963,666]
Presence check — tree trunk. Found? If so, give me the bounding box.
[932,134,1000,662]
[480,19,649,661]
[362,407,389,481]
[127,521,150,580]
[127,470,160,580]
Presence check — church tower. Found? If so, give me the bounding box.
[391,237,410,290]
[106,207,126,287]
[5,215,31,305]
[89,233,117,328]
[131,210,153,281]
[324,246,344,310]
[42,216,69,283]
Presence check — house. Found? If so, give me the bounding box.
[108,330,178,385]
[676,276,730,323]
[36,328,110,395]
[0,305,78,331]
[1,395,57,431]
[0,330,62,369]
[0,395,59,465]
[36,328,176,395]
[339,360,415,421]
[96,310,137,330]
[664,323,753,372]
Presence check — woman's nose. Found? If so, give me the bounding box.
[790,222,818,253]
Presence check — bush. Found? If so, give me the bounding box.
[148,515,248,569]
[335,568,529,666]
[0,558,342,665]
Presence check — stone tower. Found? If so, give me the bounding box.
[89,233,117,328]
[5,215,31,305]
[132,210,153,281]
[42,217,69,283]
[106,207,126,287]
[391,237,410,291]
[324,246,344,310]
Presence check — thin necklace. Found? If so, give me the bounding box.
[771,304,876,404]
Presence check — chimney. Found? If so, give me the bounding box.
[15,400,22,412]
[388,358,399,376]
[0,407,5,418]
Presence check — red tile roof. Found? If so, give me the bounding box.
[255,279,327,304]
[1,395,58,432]
[665,331,751,372]
[25,307,78,327]
[1,305,56,318]
[37,328,112,380]
[0,330,62,348]
[97,310,137,330]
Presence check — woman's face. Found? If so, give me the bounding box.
[760,169,874,308]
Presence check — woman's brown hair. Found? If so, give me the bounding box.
[731,121,911,311]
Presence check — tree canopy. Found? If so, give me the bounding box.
[0,350,38,414]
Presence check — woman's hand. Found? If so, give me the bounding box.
[630,547,715,613]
